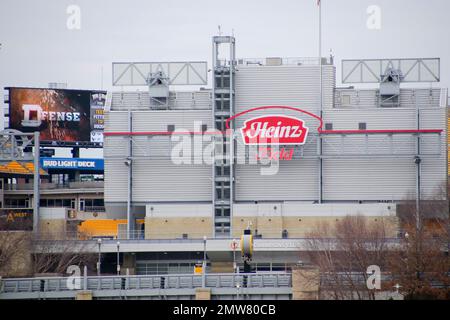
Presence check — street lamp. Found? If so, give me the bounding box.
[97,238,102,276]
[116,241,121,275]
[202,235,207,287]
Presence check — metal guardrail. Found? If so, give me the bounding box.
[31,231,403,242]
[319,272,450,289]
[32,231,145,241]
[236,57,325,66]
[0,273,292,296]
[30,235,405,255]
[82,206,106,212]
[4,181,104,191]
[215,57,327,68]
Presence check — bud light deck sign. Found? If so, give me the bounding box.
[40,157,104,171]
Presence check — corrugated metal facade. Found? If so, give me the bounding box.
[104,110,212,204]
[320,104,446,201]
[233,64,334,201]
[235,160,319,201]
[104,62,447,215]
[234,65,335,114]
[233,65,446,202]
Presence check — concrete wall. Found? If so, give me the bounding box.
[210,262,234,273]
[232,216,399,238]
[39,219,66,238]
[143,202,399,239]
[39,207,67,238]
[145,217,213,239]
[144,203,213,239]
[231,202,399,238]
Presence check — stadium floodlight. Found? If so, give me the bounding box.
[112,61,208,86]
[342,58,440,83]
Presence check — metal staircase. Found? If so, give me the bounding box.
[212,36,235,237]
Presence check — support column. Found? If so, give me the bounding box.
[195,288,211,300]
[69,147,80,182]
[75,291,93,300]
[33,131,40,233]
[291,266,320,300]
[122,253,136,275]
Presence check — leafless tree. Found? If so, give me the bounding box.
[31,232,96,275]
[306,215,392,300]
[389,182,450,299]
[387,219,449,299]
[387,225,449,299]
[0,214,33,277]
[0,230,32,277]
[305,183,449,300]
[1,214,97,276]
[397,182,448,228]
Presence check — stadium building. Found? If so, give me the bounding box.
[1,35,447,277]
[103,36,447,249]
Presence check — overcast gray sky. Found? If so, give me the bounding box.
[0,0,448,156]
[1,0,449,89]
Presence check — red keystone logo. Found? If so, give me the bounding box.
[240,115,309,145]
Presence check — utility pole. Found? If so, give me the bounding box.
[231,239,238,273]
[33,132,40,233]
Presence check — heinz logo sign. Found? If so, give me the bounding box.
[240,115,309,145]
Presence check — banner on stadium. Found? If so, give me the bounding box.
[40,157,104,171]
[0,209,33,231]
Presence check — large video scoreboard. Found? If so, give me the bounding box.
[7,87,106,147]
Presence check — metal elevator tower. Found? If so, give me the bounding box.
[212,36,235,237]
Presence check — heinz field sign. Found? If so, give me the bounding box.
[240,115,309,145]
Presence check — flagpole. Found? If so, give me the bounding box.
[319,0,322,117]
[318,0,323,204]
